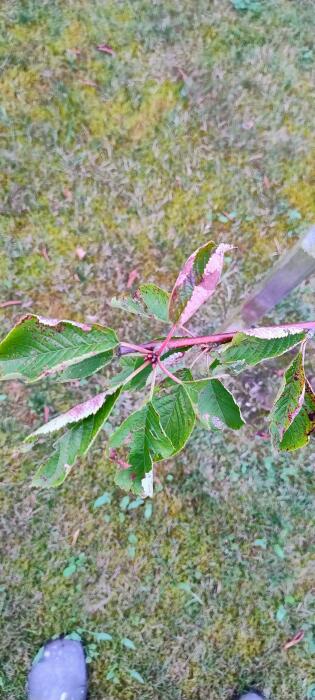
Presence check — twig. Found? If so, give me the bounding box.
[0,300,23,309]
[142,321,315,352]
[119,341,148,355]
[189,346,209,370]
[109,449,130,470]
[180,325,194,337]
[157,324,178,356]
[119,321,315,358]
[149,365,157,401]
[122,359,151,386]
[157,358,183,385]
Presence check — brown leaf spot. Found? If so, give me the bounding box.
[75,246,87,260]
[283,630,304,650]
[71,528,81,547]
[96,44,115,56]
[127,269,139,289]
[63,188,73,201]
[43,406,50,423]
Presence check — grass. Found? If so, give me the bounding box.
[0,0,315,698]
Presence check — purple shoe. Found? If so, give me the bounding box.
[27,638,88,700]
[238,693,265,700]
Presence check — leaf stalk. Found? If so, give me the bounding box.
[121,321,315,355]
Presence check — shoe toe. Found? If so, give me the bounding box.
[238,693,265,700]
[27,638,87,700]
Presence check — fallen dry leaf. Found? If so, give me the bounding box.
[263,175,272,190]
[127,269,139,288]
[39,243,50,262]
[43,406,50,423]
[221,211,235,222]
[242,119,255,130]
[80,79,98,88]
[71,528,81,547]
[175,66,188,81]
[256,431,269,440]
[96,44,115,56]
[63,188,73,201]
[0,300,22,309]
[75,246,87,260]
[283,630,304,650]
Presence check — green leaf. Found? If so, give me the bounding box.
[121,637,136,650]
[231,0,262,13]
[106,668,118,682]
[0,315,118,382]
[93,491,112,509]
[152,371,196,456]
[115,468,143,496]
[274,544,285,559]
[127,497,144,510]
[270,347,306,446]
[128,669,145,684]
[111,284,169,323]
[110,295,150,318]
[120,495,130,511]
[168,241,233,325]
[109,355,152,391]
[279,379,315,451]
[110,401,174,496]
[32,388,121,487]
[276,604,287,623]
[110,402,174,493]
[110,348,186,395]
[55,350,114,382]
[32,646,45,665]
[186,378,245,430]
[254,538,267,549]
[139,284,169,322]
[144,501,153,520]
[27,388,120,441]
[65,631,82,641]
[93,632,112,642]
[219,328,306,370]
[307,684,315,699]
[63,563,77,578]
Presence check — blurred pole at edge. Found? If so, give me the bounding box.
[222,227,315,331]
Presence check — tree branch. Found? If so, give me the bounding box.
[120,321,315,355]
[119,341,148,355]
[157,358,183,385]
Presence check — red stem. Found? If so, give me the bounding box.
[142,321,315,352]
[0,300,23,309]
[156,323,178,356]
[119,341,148,355]
[109,449,130,470]
[157,358,183,385]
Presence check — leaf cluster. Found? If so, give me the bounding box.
[0,241,313,496]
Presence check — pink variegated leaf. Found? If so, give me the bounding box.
[168,241,233,326]
[219,326,307,369]
[0,314,118,382]
[279,378,315,451]
[32,387,121,488]
[26,388,120,441]
[141,469,153,498]
[270,341,307,446]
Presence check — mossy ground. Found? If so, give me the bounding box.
[0,1,314,698]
